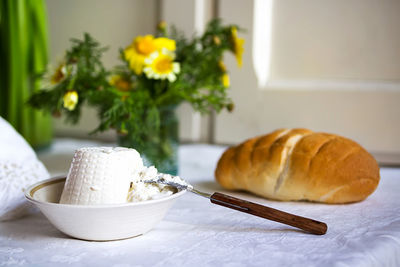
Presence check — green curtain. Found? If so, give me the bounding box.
[0,0,52,148]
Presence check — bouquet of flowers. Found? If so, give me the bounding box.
[29,19,244,174]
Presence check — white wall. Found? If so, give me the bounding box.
[270,0,400,81]
[215,0,400,164]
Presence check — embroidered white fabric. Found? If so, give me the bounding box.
[0,117,49,221]
[0,143,399,266]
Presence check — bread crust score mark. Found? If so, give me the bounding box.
[274,133,309,194]
[256,129,293,197]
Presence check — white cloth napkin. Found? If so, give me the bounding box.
[0,117,49,221]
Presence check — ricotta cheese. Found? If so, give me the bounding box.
[59,147,185,205]
[60,147,143,205]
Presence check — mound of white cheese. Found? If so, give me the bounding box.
[60,147,180,205]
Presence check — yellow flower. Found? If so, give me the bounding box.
[231,27,244,67]
[157,21,167,32]
[218,61,227,72]
[154,37,176,51]
[124,35,157,75]
[109,75,131,91]
[124,35,176,75]
[222,73,230,87]
[51,62,67,84]
[143,49,180,82]
[63,91,78,111]
[213,35,221,46]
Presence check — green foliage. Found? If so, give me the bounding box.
[29,33,111,124]
[1,0,52,147]
[28,19,244,144]
[170,19,236,113]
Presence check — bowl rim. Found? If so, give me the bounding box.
[25,176,186,208]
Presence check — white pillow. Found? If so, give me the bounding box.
[0,117,49,221]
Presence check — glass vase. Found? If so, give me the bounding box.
[117,105,179,175]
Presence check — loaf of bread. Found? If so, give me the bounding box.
[215,128,380,204]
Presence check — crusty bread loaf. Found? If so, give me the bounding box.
[215,128,380,204]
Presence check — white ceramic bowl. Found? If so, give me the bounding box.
[25,177,185,241]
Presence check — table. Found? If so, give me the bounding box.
[1,140,399,266]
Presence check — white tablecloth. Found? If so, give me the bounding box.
[1,140,399,267]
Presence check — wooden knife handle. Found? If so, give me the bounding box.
[210,192,327,235]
